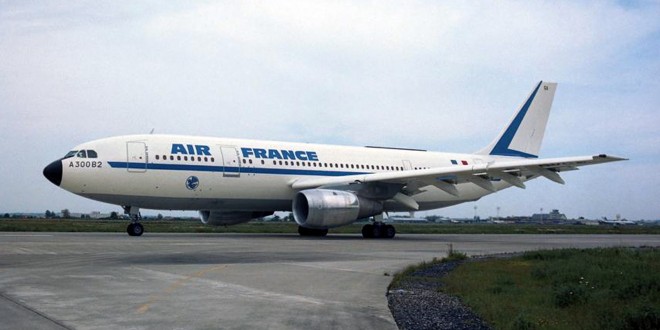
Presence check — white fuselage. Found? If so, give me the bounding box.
[59,134,512,212]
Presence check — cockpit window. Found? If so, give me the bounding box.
[63,151,78,159]
[76,150,87,158]
[87,150,98,158]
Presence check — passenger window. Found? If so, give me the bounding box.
[87,150,98,158]
[155,155,160,160]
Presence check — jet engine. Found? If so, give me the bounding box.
[199,210,274,226]
[292,189,383,229]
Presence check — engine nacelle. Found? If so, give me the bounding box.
[199,210,274,226]
[292,189,383,229]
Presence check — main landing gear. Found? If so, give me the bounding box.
[124,206,144,237]
[361,222,396,239]
[361,214,396,239]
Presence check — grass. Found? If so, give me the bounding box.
[441,247,660,329]
[1,218,660,234]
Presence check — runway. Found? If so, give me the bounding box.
[1,233,658,329]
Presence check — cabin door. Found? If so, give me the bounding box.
[126,142,147,173]
[220,146,241,177]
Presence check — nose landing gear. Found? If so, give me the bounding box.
[124,206,144,237]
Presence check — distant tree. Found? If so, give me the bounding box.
[3,213,9,218]
[61,209,71,219]
[110,211,118,220]
[157,213,163,220]
[45,210,52,218]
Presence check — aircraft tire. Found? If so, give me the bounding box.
[127,223,144,236]
[384,225,396,239]
[371,225,382,239]
[361,224,374,238]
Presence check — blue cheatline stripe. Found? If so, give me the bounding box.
[107,161,370,177]
[490,81,542,158]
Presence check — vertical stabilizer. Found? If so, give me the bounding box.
[476,81,557,158]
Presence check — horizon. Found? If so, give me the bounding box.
[1,1,658,220]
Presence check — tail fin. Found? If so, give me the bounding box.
[476,81,557,158]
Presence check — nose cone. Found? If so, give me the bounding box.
[43,160,63,186]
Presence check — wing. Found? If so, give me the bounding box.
[290,154,626,209]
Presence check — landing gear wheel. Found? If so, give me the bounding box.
[298,226,328,237]
[384,225,396,239]
[361,224,374,238]
[361,222,396,239]
[124,206,144,237]
[371,225,382,238]
[127,223,144,236]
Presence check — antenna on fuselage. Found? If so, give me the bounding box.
[149,128,155,134]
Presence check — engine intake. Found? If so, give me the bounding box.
[292,189,382,229]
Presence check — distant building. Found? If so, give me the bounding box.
[388,216,429,224]
[531,209,567,223]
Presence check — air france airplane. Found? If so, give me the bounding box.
[43,82,625,238]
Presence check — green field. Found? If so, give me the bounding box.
[1,218,660,235]
[407,248,660,330]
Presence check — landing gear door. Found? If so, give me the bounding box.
[220,146,240,177]
[127,142,147,173]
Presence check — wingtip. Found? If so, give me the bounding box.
[595,154,628,161]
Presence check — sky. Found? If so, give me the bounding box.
[1,1,658,220]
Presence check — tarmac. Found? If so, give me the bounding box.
[1,232,658,329]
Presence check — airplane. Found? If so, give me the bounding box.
[43,81,626,238]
